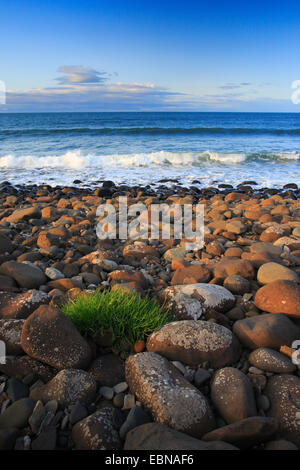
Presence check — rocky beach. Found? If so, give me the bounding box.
[0,179,299,451]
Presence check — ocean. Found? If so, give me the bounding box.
[0,112,300,188]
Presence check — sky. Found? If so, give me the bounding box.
[1,0,300,112]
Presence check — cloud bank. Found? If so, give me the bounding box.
[1,66,297,112]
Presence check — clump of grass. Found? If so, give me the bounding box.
[62,288,171,350]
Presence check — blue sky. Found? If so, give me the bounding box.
[1,0,300,112]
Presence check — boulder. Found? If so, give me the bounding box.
[213,258,255,280]
[202,416,278,449]
[0,261,46,289]
[257,262,299,285]
[254,280,300,317]
[163,283,235,315]
[248,348,296,373]
[20,305,92,370]
[30,369,97,407]
[171,264,211,285]
[0,398,36,429]
[211,367,257,424]
[233,314,300,350]
[0,319,24,354]
[147,320,241,368]
[5,207,41,224]
[125,352,216,438]
[265,375,300,447]
[0,290,50,319]
[0,355,55,382]
[88,354,125,387]
[124,423,238,450]
[72,408,121,450]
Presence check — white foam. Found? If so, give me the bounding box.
[0,149,299,171]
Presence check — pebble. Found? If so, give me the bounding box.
[122,393,135,410]
[171,361,187,375]
[99,386,114,400]
[113,393,125,408]
[113,382,128,394]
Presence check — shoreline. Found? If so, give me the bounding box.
[0,178,299,450]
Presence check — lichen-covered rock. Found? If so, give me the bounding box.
[30,369,97,407]
[265,374,300,447]
[0,319,24,354]
[125,352,216,438]
[163,283,235,315]
[72,408,121,450]
[167,292,203,321]
[0,290,50,319]
[147,320,241,367]
[211,367,257,424]
[20,305,92,370]
[248,348,296,373]
[0,355,56,382]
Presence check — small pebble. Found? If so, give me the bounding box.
[113,382,128,394]
[99,386,114,400]
[123,393,135,410]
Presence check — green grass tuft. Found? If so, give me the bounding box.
[62,288,171,350]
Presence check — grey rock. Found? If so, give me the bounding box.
[119,405,151,439]
[125,352,215,438]
[30,369,97,407]
[0,398,36,429]
[6,378,29,401]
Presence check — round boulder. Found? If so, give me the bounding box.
[211,367,257,424]
[147,320,241,367]
[257,262,299,285]
[20,305,92,370]
[254,280,300,317]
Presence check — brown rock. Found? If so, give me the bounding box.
[171,264,211,285]
[0,290,50,319]
[0,319,24,354]
[88,354,125,387]
[248,348,296,373]
[124,423,238,450]
[0,261,47,289]
[233,314,300,350]
[108,270,148,289]
[211,367,257,424]
[202,416,278,449]
[5,206,41,223]
[213,258,255,280]
[20,305,92,370]
[254,280,300,317]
